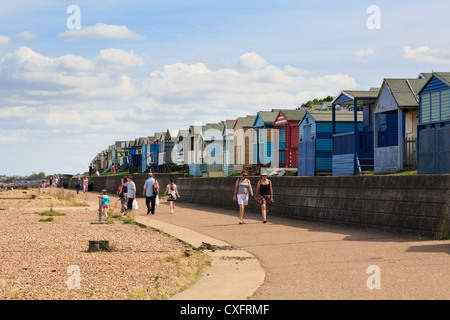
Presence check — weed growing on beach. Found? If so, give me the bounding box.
[39,217,54,222]
[54,189,88,207]
[39,208,66,217]
[121,217,137,225]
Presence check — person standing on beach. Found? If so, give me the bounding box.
[233,170,253,224]
[255,170,273,224]
[164,179,180,214]
[74,175,81,194]
[82,176,89,193]
[143,173,159,215]
[101,189,110,220]
[89,163,93,177]
[118,177,128,215]
[126,176,136,213]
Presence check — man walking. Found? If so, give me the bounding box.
[126,176,136,212]
[143,173,159,215]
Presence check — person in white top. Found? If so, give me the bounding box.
[163,179,180,214]
[126,176,136,212]
[233,170,253,224]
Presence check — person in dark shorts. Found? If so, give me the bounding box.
[255,170,273,223]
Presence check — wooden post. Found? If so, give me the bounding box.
[98,196,102,222]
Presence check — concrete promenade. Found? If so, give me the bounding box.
[133,197,450,300]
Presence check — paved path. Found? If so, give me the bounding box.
[133,198,450,300]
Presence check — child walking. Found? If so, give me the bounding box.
[163,179,180,214]
[101,189,110,220]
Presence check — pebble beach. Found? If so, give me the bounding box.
[0,187,209,300]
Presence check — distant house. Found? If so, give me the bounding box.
[298,110,362,176]
[252,110,279,166]
[187,124,204,177]
[222,120,237,175]
[331,89,380,175]
[373,77,427,173]
[320,101,333,111]
[273,108,306,169]
[233,115,256,173]
[416,72,450,174]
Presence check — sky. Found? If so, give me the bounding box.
[1,0,450,176]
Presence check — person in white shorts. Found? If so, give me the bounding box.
[233,170,253,224]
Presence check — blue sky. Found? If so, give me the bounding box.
[1,0,450,176]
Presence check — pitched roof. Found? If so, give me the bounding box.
[278,108,306,121]
[417,72,450,95]
[332,89,380,105]
[384,78,426,108]
[234,115,256,128]
[301,110,363,123]
[258,110,279,123]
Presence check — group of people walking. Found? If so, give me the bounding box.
[84,170,273,224]
[116,173,181,217]
[233,169,273,224]
[74,175,89,194]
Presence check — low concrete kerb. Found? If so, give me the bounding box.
[135,216,266,300]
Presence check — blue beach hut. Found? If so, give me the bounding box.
[373,77,427,173]
[331,89,380,175]
[298,110,362,176]
[252,110,279,166]
[416,72,450,174]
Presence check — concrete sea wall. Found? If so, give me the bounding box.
[60,173,450,239]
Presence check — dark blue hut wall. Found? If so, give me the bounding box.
[377,113,406,148]
[418,121,450,174]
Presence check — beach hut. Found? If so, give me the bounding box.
[202,122,224,176]
[273,108,306,170]
[373,77,427,173]
[331,89,380,175]
[252,110,279,166]
[175,129,189,166]
[416,72,450,174]
[140,136,154,173]
[151,132,164,172]
[222,120,237,175]
[163,129,179,171]
[187,124,204,176]
[298,110,362,176]
[233,115,256,173]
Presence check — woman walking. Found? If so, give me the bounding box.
[82,176,89,193]
[164,179,180,214]
[255,170,273,223]
[233,170,253,224]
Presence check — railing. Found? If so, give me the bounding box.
[403,137,417,168]
[279,150,286,168]
[333,131,373,156]
[333,132,354,155]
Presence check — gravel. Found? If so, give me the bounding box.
[0,188,208,300]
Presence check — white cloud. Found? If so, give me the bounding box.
[59,23,144,40]
[0,46,142,101]
[238,52,269,70]
[402,46,450,65]
[16,31,37,41]
[137,52,358,119]
[0,35,9,46]
[355,48,375,62]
